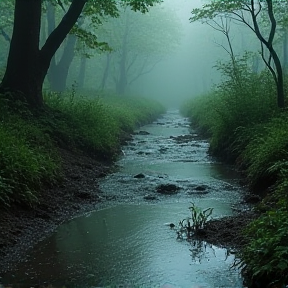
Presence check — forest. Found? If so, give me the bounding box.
[0,0,288,288]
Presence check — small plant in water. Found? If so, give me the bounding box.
[176,202,213,240]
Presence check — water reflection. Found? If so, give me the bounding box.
[2,204,243,288]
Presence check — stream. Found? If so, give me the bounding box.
[2,110,246,288]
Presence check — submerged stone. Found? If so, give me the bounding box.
[156,184,180,195]
[143,194,158,200]
[134,173,145,179]
[137,130,150,135]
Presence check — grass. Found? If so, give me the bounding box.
[0,91,165,207]
[181,63,277,161]
[180,55,288,287]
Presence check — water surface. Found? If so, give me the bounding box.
[2,110,245,288]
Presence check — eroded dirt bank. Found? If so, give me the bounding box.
[0,148,112,274]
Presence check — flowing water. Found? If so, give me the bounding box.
[2,110,247,288]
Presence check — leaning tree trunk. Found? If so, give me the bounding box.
[49,34,77,92]
[0,0,86,108]
[250,0,285,108]
[46,2,77,92]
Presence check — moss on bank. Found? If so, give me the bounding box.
[180,59,288,287]
[0,92,165,208]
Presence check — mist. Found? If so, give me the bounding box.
[63,0,260,108]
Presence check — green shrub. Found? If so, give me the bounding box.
[240,115,288,188]
[181,56,278,160]
[239,209,288,287]
[181,57,288,286]
[102,95,166,131]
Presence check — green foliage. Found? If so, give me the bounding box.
[44,92,120,158]
[44,93,165,158]
[177,202,213,239]
[238,209,288,287]
[188,202,213,232]
[0,94,60,207]
[102,95,166,132]
[190,1,243,23]
[0,91,164,207]
[181,55,278,160]
[181,55,288,286]
[240,115,288,188]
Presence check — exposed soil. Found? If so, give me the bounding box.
[200,210,258,249]
[0,148,112,274]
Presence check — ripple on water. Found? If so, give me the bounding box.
[2,204,244,288]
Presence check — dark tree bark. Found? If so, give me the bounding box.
[0,0,43,106]
[0,0,86,107]
[46,2,77,92]
[250,0,285,108]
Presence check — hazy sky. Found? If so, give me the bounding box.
[129,0,259,107]
[130,0,223,107]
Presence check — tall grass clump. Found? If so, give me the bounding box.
[240,115,288,190]
[239,208,288,288]
[0,94,60,207]
[44,92,120,158]
[44,92,165,158]
[102,95,166,132]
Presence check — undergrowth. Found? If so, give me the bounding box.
[180,55,288,287]
[0,91,165,207]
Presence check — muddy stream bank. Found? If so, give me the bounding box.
[1,110,251,288]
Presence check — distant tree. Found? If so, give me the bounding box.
[45,1,111,92]
[0,0,161,108]
[0,0,13,43]
[191,0,287,108]
[98,5,181,95]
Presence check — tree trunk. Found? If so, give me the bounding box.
[0,0,86,108]
[99,53,111,90]
[46,1,77,92]
[250,0,285,108]
[77,55,87,90]
[116,47,128,95]
[116,15,129,95]
[270,48,285,108]
[0,0,43,106]
[283,27,288,72]
[49,34,77,92]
